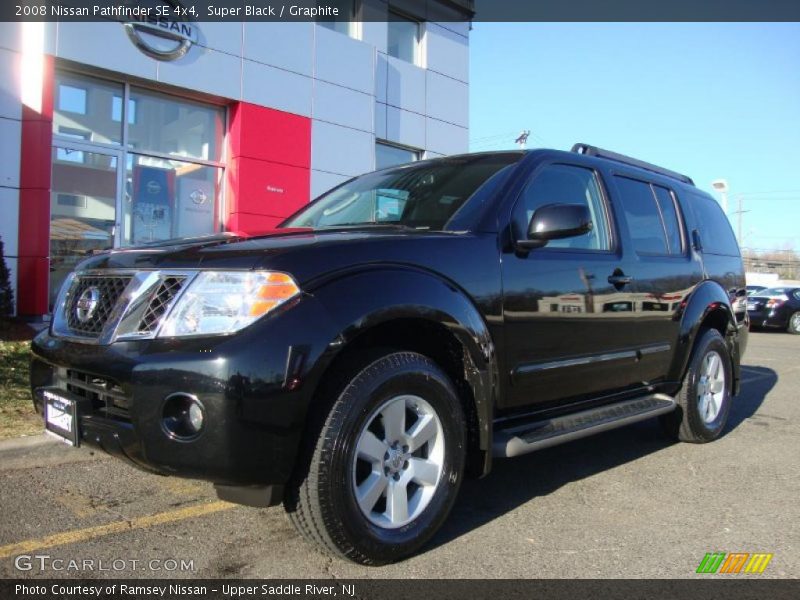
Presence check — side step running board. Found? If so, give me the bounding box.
[493,394,676,458]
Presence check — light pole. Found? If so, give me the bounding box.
[711,179,729,214]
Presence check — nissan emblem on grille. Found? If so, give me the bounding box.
[75,287,101,323]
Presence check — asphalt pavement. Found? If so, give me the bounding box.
[1,331,797,579]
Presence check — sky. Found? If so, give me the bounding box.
[468,23,800,253]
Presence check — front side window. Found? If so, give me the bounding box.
[512,164,611,251]
[387,11,420,64]
[283,154,520,231]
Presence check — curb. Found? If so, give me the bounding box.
[0,432,55,453]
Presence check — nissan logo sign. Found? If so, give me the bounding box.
[75,287,101,323]
[124,1,197,61]
[190,189,208,205]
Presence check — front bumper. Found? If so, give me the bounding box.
[30,298,334,488]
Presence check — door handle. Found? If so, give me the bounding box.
[608,274,633,287]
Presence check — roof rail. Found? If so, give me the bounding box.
[571,143,695,186]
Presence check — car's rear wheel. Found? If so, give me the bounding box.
[661,328,732,443]
[787,311,800,334]
[284,351,466,565]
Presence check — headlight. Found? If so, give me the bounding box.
[159,271,300,338]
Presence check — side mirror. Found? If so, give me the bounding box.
[517,203,593,250]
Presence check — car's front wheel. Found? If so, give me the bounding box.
[284,351,466,565]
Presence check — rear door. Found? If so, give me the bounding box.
[609,175,703,384]
[500,160,643,410]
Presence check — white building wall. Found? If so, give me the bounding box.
[0,41,22,309]
[1,15,469,207]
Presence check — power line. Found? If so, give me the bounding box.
[468,131,518,143]
[736,189,800,196]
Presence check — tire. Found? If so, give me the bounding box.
[787,312,800,334]
[661,328,733,443]
[284,351,466,565]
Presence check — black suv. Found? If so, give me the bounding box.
[31,144,748,564]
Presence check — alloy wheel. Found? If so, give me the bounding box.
[351,395,445,529]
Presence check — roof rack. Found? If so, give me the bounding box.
[571,143,695,186]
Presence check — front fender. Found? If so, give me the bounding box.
[668,280,742,392]
[304,266,497,473]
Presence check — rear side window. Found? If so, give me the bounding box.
[652,185,684,254]
[614,176,684,255]
[689,193,740,256]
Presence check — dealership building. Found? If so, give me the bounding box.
[0,2,471,319]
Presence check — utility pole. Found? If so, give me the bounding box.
[731,194,751,247]
[514,130,530,149]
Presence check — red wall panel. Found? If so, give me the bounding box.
[17,55,54,317]
[228,102,311,168]
[226,102,311,234]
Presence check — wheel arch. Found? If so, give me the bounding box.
[303,267,497,478]
[669,280,742,394]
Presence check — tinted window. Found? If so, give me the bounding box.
[652,185,684,254]
[614,177,668,254]
[689,193,740,256]
[283,154,522,231]
[513,164,611,251]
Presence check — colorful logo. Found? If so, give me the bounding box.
[696,552,773,574]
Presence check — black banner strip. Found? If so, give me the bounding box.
[3,579,800,600]
[3,0,800,22]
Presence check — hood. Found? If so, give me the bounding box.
[74,226,466,285]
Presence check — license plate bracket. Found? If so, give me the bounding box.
[43,390,81,447]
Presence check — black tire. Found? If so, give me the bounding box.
[661,328,733,443]
[284,351,466,565]
[787,312,800,334]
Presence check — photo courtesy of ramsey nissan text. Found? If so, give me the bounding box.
[0,1,798,598]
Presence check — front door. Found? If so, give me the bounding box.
[501,162,642,411]
[49,143,122,310]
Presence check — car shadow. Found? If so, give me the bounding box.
[424,365,777,552]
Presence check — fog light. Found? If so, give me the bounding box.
[162,393,204,440]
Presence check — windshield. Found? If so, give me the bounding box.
[282,153,523,231]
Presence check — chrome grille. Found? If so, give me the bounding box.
[66,369,131,421]
[53,269,196,344]
[137,276,186,334]
[65,276,132,337]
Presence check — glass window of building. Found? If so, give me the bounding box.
[53,72,123,145]
[317,0,355,36]
[112,95,137,124]
[127,88,224,162]
[387,11,420,64]
[376,142,419,169]
[49,146,119,308]
[123,154,222,247]
[49,71,226,306]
